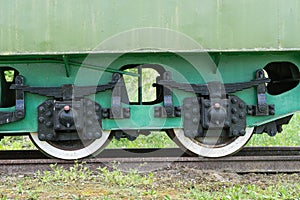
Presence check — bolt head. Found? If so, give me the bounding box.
[95,132,102,138]
[124,112,130,118]
[15,111,24,118]
[277,126,283,133]
[184,113,191,120]
[269,130,276,136]
[86,100,93,106]
[258,104,268,113]
[45,101,53,108]
[15,76,23,84]
[224,121,230,128]
[192,130,198,137]
[231,98,238,104]
[46,121,53,127]
[204,123,210,128]
[39,134,46,140]
[38,117,45,123]
[87,132,94,138]
[192,118,199,124]
[232,130,239,136]
[231,108,237,114]
[204,102,211,108]
[39,106,46,113]
[112,108,120,115]
[239,113,245,119]
[192,108,199,114]
[239,103,245,109]
[175,107,182,111]
[185,130,191,136]
[95,105,100,112]
[184,104,191,109]
[87,111,93,116]
[239,130,246,136]
[175,111,181,117]
[45,111,52,117]
[231,117,238,124]
[46,134,53,140]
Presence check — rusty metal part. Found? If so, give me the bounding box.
[0,147,299,174]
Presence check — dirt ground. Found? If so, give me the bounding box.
[0,164,299,199]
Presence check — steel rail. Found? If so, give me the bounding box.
[0,147,299,174]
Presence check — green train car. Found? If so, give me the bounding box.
[1,0,300,159]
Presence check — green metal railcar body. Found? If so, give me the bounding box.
[1,0,300,53]
[0,0,299,159]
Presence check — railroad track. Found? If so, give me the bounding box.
[0,147,300,174]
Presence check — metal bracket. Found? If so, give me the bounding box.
[183,95,247,138]
[37,73,131,142]
[247,70,275,116]
[105,73,131,119]
[38,99,103,141]
[157,70,274,117]
[0,75,25,125]
[154,106,181,118]
[0,72,130,126]
[183,97,202,138]
[255,115,292,136]
[10,77,117,100]
[62,55,70,77]
[154,72,181,118]
[102,107,130,119]
[157,71,270,95]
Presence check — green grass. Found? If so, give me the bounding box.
[185,183,300,200]
[1,114,300,150]
[0,117,299,199]
[1,162,300,199]
[0,135,35,150]
[107,131,177,148]
[247,113,300,147]
[0,116,299,199]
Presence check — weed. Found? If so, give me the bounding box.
[25,190,39,200]
[0,136,36,150]
[184,183,300,200]
[248,113,300,146]
[97,165,154,188]
[71,194,85,200]
[37,161,92,184]
[163,195,171,200]
[0,193,7,200]
[108,131,177,149]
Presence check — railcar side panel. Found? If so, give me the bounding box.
[1,0,300,54]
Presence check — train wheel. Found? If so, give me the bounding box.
[168,127,254,157]
[29,131,111,160]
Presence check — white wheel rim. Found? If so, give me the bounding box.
[30,131,111,160]
[172,127,254,157]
